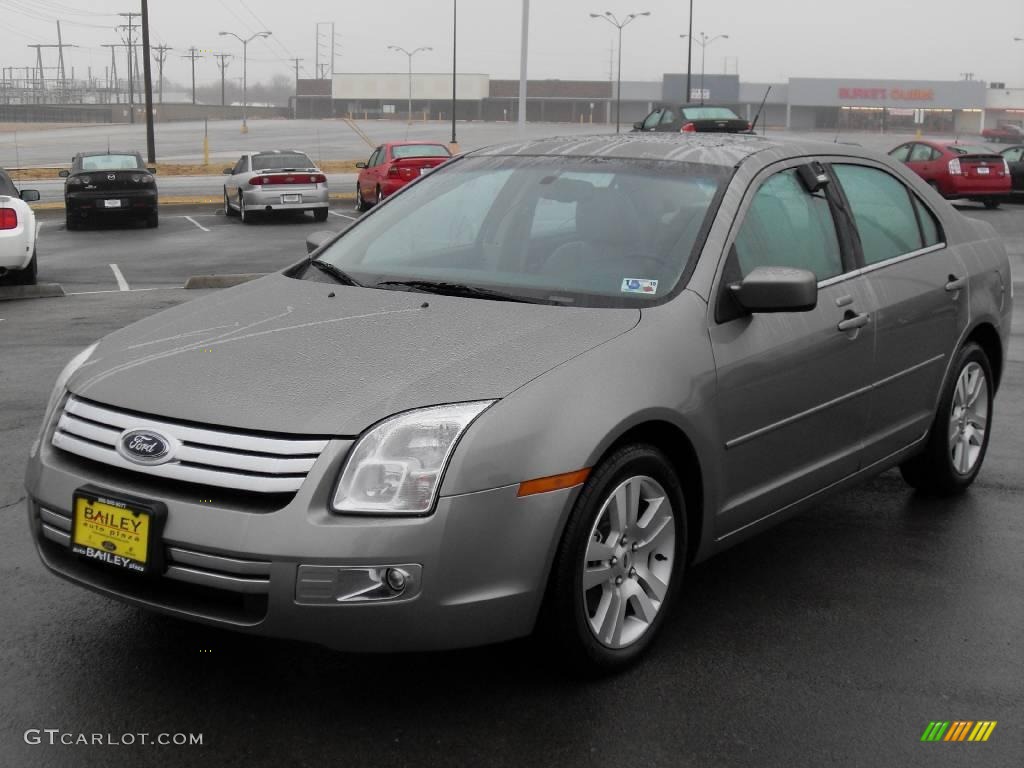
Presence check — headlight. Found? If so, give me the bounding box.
[331,401,495,516]
[29,343,98,458]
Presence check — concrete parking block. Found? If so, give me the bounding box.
[0,283,65,301]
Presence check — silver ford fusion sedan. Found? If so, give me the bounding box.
[26,134,1011,671]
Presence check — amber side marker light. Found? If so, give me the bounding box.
[517,468,591,497]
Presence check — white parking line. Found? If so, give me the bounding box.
[184,216,211,232]
[65,286,183,296]
[109,264,130,291]
[329,211,359,221]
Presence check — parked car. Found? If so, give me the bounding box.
[633,104,751,134]
[981,124,1024,144]
[61,151,158,229]
[355,142,452,211]
[888,140,1011,208]
[0,168,41,284]
[223,150,329,223]
[999,145,1024,195]
[27,134,1010,672]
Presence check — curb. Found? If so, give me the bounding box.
[31,192,357,212]
[0,283,65,301]
[184,273,266,290]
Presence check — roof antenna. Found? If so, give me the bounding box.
[107,135,111,154]
[749,86,771,135]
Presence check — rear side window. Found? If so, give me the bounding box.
[909,144,934,162]
[913,197,943,247]
[833,164,926,265]
[733,169,843,281]
[1003,147,1023,162]
[659,109,677,126]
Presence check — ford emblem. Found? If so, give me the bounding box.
[102,540,117,552]
[117,429,173,465]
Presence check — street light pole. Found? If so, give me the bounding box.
[387,45,432,126]
[451,0,457,148]
[685,0,693,103]
[679,32,728,105]
[219,30,272,134]
[589,10,651,134]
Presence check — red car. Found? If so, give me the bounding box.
[981,124,1024,144]
[355,142,452,211]
[888,140,1011,208]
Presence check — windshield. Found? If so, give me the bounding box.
[392,144,451,160]
[252,153,315,170]
[681,107,740,120]
[80,154,141,171]
[948,145,995,156]
[305,156,728,307]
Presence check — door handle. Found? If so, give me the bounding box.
[837,312,870,332]
[945,275,967,292]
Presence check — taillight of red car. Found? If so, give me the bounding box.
[0,208,17,230]
[680,123,696,133]
[388,165,419,181]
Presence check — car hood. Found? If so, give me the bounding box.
[68,274,640,435]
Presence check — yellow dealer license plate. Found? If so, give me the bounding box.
[71,488,166,574]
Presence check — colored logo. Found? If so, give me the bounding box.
[920,721,997,742]
[117,429,173,466]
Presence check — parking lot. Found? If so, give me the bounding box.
[1,193,1022,767]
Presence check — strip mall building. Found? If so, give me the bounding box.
[298,73,1024,134]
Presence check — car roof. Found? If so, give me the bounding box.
[384,141,449,146]
[76,150,141,157]
[249,149,309,155]
[470,133,878,169]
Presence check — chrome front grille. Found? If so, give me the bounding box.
[52,396,330,494]
[39,505,271,594]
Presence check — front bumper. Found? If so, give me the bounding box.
[25,433,576,652]
[245,186,328,211]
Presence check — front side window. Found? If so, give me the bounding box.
[307,156,729,307]
[80,154,141,171]
[832,164,927,265]
[889,145,911,162]
[732,168,843,282]
[642,110,663,130]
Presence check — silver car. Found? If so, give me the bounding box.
[26,135,1010,671]
[222,149,329,223]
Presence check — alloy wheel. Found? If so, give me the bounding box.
[948,362,989,475]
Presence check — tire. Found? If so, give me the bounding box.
[542,444,687,674]
[899,342,993,495]
[355,185,369,212]
[65,211,78,231]
[14,250,38,285]
[982,199,1001,209]
[145,210,159,228]
[239,192,253,224]
[313,207,329,222]
[224,188,238,217]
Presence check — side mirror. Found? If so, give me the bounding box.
[223,167,233,175]
[355,162,367,169]
[58,169,70,178]
[730,267,818,313]
[20,189,41,202]
[147,167,157,174]
[305,230,335,254]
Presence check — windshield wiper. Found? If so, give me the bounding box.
[308,259,362,286]
[374,280,553,304]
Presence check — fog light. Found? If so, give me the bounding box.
[385,567,408,592]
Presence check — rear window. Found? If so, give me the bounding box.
[80,154,141,171]
[252,153,315,170]
[947,145,994,156]
[680,107,740,121]
[391,144,451,160]
[0,171,17,197]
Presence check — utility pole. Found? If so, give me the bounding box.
[519,0,529,131]
[26,26,77,104]
[182,47,203,104]
[152,44,171,103]
[117,12,141,123]
[290,57,303,118]
[140,0,156,163]
[315,22,337,79]
[103,45,120,102]
[213,53,232,106]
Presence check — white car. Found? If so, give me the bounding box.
[0,169,41,285]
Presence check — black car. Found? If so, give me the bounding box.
[1000,145,1024,195]
[60,151,158,230]
[633,104,751,134]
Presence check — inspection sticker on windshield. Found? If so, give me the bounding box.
[621,278,658,295]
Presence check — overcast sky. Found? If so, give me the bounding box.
[3,0,1023,89]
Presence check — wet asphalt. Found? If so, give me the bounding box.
[0,202,1021,767]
